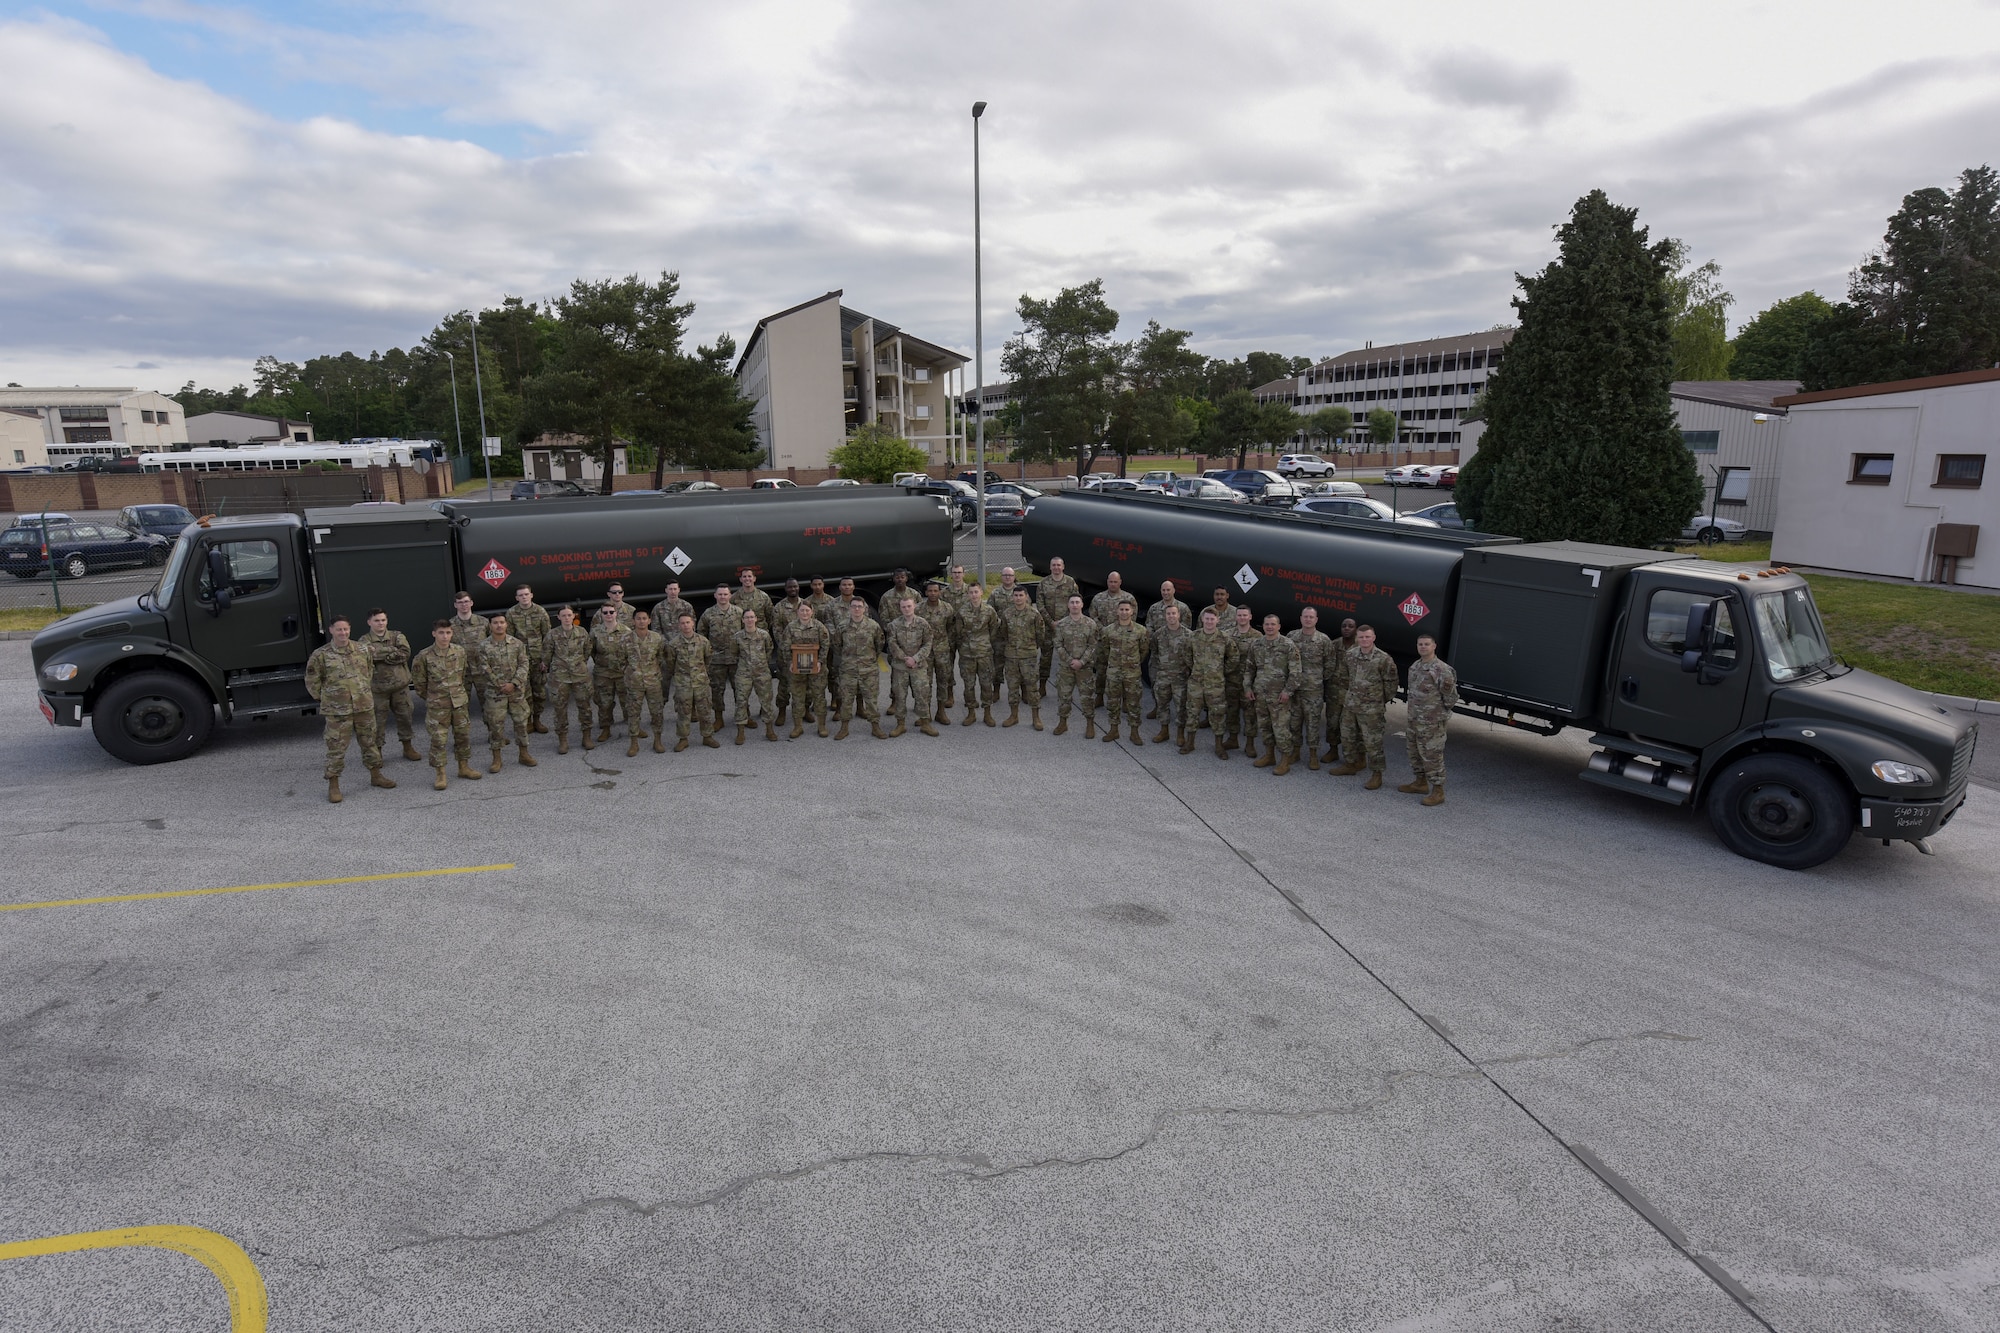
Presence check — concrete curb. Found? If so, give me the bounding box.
[1,630,40,641]
[1932,693,2000,716]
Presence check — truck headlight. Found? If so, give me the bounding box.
[47,663,79,682]
[1870,760,1932,785]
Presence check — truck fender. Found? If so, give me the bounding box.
[1707,723,1931,806]
[79,638,226,719]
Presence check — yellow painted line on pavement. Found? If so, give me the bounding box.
[0,1224,268,1332]
[0,863,515,914]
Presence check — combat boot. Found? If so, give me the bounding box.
[581,731,595,750]
[734,725,746,746]
[433,769,448,791]
[634,726,649,739]
[1327,759,1363,776]
[1243,735,1259,762]
[1214,734,1228,759]
[369,768,397,789]
[1274,751,1291,776]
[1003,705,1019,728]
[764,721,779,742]
[919,719,939,737]
[1031,707,1044,732]
[817,717,830,738]
[1363,769,1383,790]
[1422,782,1445,807]
[871,719,889,739]
[1151,724,1170,744]
[653,733,667,753]
[888,717,906,738]
[1397,778,1429,793]
[517,745,537,768]
[402,740,423,763]
[1084,717,1096,739]
[1306,749,1321,772]
[702,730,721,749]
[1100,721,1118,743]
[557,735,570,754]
[1253,749,1275,769]
[1123,724,1140,745]
[596,725,611,743]
[790,718,805,739]
[1321,743,1340,764]
[674,735,690,752]
[836,719,851,739]
[962,704,977,726]
[457,761,482,781]
[983,705,996,727]
[327,777,343,804]
[627,736,641,757]
[1224,732,1239,752]
[1053,717,1068,736]
[1146,703,1159,719]
[1179,730,1194,755]
[489,749,504,774]
[532,718,550,734]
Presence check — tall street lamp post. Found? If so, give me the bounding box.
[972,99,987,585]
[470,312,493,503]
[444,350,465,473]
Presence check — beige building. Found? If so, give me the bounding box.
[734,292,969,471]
[523,435,628,483]
[0,387,188,463]
[1269,330,1514,453]
[2,409,48,468]
[184,410,316,445]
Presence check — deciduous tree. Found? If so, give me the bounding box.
[1000,280,1123,478]
[827,423,928,482]
[1729,291,1833,381]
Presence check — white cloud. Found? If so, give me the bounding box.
[3,0,1999,392]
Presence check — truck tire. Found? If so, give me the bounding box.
[91,670,216,765]
[1706,753,1852,870]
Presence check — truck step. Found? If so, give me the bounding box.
[1581,752,1694,805]
[1587,732,1700,766]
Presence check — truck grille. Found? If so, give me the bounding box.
[1950,724,1977,789]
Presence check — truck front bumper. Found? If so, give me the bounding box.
[1859,788,1968,841]
[39,691,85,727]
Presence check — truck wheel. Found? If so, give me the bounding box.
[1706,754,1852,869]
[91,670,216,765]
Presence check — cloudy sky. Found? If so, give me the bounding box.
[3,0,1998,393]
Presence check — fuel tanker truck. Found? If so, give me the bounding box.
[1022,491,1978,869]
[31,488,953,765]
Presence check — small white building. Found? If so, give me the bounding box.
[0,387,188,462]
[184,411,315,446]
[1772,368,2000,589]
[523,436,627,483]
[1671,381,1799,535]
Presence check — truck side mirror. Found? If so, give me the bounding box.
[1679,600,1712,673]
[204,546,234,614]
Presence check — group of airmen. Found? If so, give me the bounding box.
[302,560,1460,806]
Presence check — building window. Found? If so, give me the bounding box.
[63,427,113,444]
[1716,467,1752,504]
[1681,430,1720,452]
[1850,454,1894,484]
[11,450,22,464]
[1935,454,1985,488]
[59,406,110,422]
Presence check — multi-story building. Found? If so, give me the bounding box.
[1671,381,1799,535]
[733,292,970,471]
[1267,330,1515,452]
[0,387,188,464]
[184,411,315,446]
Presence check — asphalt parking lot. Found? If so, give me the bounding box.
[1,637,1994,1332]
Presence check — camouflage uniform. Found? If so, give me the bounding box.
[733,626,777,727]
[1099,619,1151,737]
[1404,655,1461,785]
[1187,626,1230,753]
[782,616,833,727]
[1151,620,1193,740]
[772,595,806,718]
[449,611,487,724]
[1288,626,1337,762]
[410,640,475,770]
[1143,594,1191,708]
[1221,621,1258,744]
[305,639,379,779]
[505,601,552,728]
[941,574,974,620]
[735,583,776,639]
[1049,615,1101,723]
[654,596,696,636]
[1246,633,1302,760]
[542,622,595,743]
[955,600,999,710]
[918,595,957,708]
[629,626,670,739]
[1036,571,1080,683]
[835,615,885,723]
[1087,587,1139,707]
[997,600,1047,708]
[590,618,642,738]
[986,585,1020,697]
[361,626,415,749]
[1326,633,1358,758]
[478,634,533,751]
[698,601,741,722]
[1339,644,1401,772]
[805,590,840,630]
[877,581,918,624]
[597,602,638,629]
[883,614,935,725]
[671,630,717,742]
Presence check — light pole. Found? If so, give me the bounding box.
[469,312,492,502]
[972,99,987,585]
[444,351,465,473]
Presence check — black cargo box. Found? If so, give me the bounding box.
[303,506,458,638]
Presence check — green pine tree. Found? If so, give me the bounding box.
[1729,291,1832,381]
[1456,190,1702,545]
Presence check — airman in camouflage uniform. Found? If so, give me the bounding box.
[361,609,421,763]
[941,564,973,618]
[1245,614,1302,774]
[772,579,805,725]
[598,585,638,628]
[883,596,936,736]
[1099,600,1151,744]
[670,613,720,749]
[1323,618,1358,763]
[954,585,999,725]
[824,579,858,683]
[782,601,833,738]
[805,577,840,632]
[448,590,487,731]
[1143,581,1191,718]
[699,586,739,723]
[1087,571,1139,709]
[1287,607,1337,771]
[732,610,779,743]
[919,582,957,711]
[1331,624,1400,789]
[1036,557,1081,685]
[1188,609,1232,759]
[1196,589,1231,732]
[505,586,552,734]
[478,616,537,772]
[628,610,670,754]
[1399,634,1459,805]
[590,608,641,745]
[542,606,595,752]
[997,586,1047,730]
[654,584,696,642]
[1149,604,1193,749]
[409,619,481,787]
[876,569,917,624]
[833,599,888,739]
[305,614,387,802]
[734,569,775,638]
[1222,605,1259,756]
[1049,596,1101,737]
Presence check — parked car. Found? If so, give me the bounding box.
[901,477,978,525]
[611,489,669,497]
[1082,472,1120,484]
[1292,496,1442,527]
[1297,480,1368,498]
[10,512,74,530]
[1382,465,1429,485]
[1171,476,1251,503]
[750,477,797,490]
[982,493,1027,532]
[1680,514,1748,545]
[1408,502,1464,529]
[1209,469,1300,506]
[1136,470,1179,488]
[510,479,590,500]
[1275,453,1337,477]
[1436,467,1458,488]
[816,477,862,487]
[986,481,1044,501]
[1,520,170,579]
[891,472,928,488]
[116,505,197,540]
[659,479,726,494]
[1083,477,1144,493]
[957,469,1005,488]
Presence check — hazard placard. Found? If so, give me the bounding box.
[665,547,692,575]
[1399,592,1429,624]
[1234,563,1258,593]
[477,558,511,588]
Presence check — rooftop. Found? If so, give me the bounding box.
[1670,381,1802,413]
[1315,328,1515,371]
[0,386,164,408]
[1774,366,2000,407]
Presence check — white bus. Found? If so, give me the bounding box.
[136,443,432,473]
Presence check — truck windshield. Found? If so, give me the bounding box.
[154,534,194,609]
[1754,586,1835,681]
